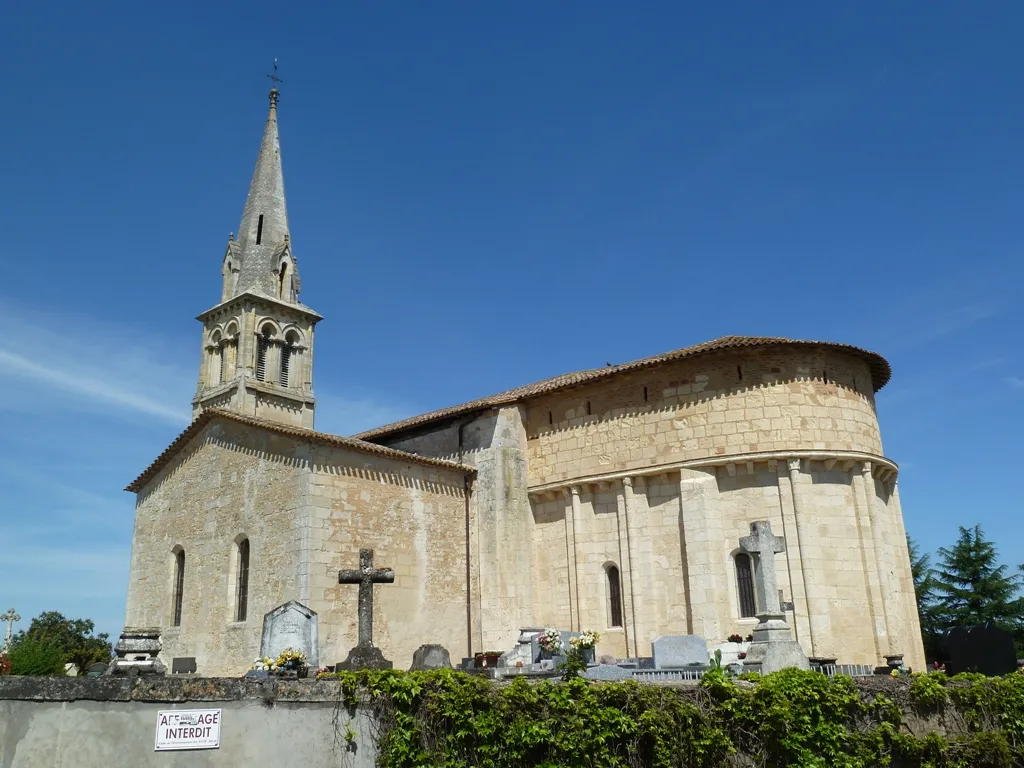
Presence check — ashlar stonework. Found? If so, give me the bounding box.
[122,85,925,677]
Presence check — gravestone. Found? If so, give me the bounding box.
[87,662,108,678]
[171,657,197,674]
[410,644,452,671]
[943,622,1017,676]
[585,663,634,681]
[738,521,809,674]
[652,635,709,668]
[260,600,319,669]
[336,548,394,670]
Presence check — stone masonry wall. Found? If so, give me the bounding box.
[126,419,309,676]
[127,418,473,676]
[523,348,882,487]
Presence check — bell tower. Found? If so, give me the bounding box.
[193,85,321,429]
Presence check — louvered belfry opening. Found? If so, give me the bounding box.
[255,331,270,382]
[236,538,250,622]
[736,552,757,618]
[279,344,290,387]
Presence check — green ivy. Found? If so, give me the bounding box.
[321,668,1024,768]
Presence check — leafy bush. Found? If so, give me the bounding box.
[7,637,65,676]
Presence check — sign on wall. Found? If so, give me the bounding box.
[154,709,222,751]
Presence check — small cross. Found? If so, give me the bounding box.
[739,521,786,617]
[2,608,20,650]
[338,549,395,648]
[266,58,284,91]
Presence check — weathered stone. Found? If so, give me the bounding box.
[409,644,451,671]
[336,645,392,671]
[260,600,318,669]
[742,639,810,674]
[584,664,633,681]
[651,636,708,668]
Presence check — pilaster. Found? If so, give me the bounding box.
[855,461,891,656]
[775,459,813,649]
[678,467,726,642]
[785,458,822,656]
[617,477,638,657]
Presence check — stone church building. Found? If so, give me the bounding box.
[124,87,926,675]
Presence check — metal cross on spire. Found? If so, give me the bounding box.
[266,58,284,91]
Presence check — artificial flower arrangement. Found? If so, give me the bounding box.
[248,648,308,675]
[536,628,563,655]
[728,634,744,643]
[569,629,600,651]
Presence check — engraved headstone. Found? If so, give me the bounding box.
[652,635,709,668]
[260,600,319,669]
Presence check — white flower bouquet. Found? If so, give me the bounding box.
[569,629,600,651]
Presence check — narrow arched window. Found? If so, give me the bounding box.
[255,329,270,382]
[606,564,623,628]
[735,553,757,618]
[172,547,185,627]
[280,330,298,388]
[235,538,250,622]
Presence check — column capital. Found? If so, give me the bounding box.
[860,461,873,476]
[569,485,581,498]
[621,476,633,489]
[786,458,802,474]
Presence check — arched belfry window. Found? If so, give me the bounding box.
[605,563,623,628]
[171,547,185,627]
[209,331,223,385]
[255,326,272,382]
[735,552,757,618]
[235,538,250,622]
[280,330,298,388]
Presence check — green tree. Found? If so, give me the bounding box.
[7,637,65,676]
[932,526,1024,635]
[10,611,112,673]
[908,535,943,662]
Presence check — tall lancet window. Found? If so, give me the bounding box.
[235,538,250,622]
[606,563,623,628]
[735,553,757,618]
[278,261,290,301]
[171,547,185,627]
[255,328,271,382]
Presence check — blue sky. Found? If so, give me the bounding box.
[2,1,1021,641]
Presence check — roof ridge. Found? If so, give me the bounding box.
[126,408,474,493]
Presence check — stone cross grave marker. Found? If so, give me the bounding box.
[739,520,786,619]
[2,608,19,650]
[336,548,395,670]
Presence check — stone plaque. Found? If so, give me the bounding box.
[651,635,709,669]
[260,600,318,668]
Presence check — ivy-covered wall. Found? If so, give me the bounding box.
[1,670,1022,768]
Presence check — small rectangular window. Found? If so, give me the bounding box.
[236,539,250,622]
[735,553,756,618]
[256,214,264,245]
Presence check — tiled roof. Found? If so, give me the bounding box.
[355,335,891,440]
[125,408,474,493]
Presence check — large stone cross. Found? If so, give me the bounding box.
[2,608,19,650]
[739,521,786,618]
[338,549,394,648]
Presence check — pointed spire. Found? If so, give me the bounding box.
[232,85,294,298]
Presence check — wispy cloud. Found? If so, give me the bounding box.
[0,301,193,425]
[1007,376,1024,390]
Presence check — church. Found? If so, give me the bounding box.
[123,86,926,675]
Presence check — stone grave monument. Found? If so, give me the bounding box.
[651,635,709,668]
[260,600,319,669]
[105,627,166,676]
[739,520,809,674]
[410,644,452,671]
[336,548,395,670]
